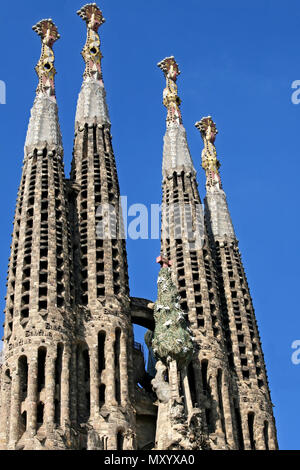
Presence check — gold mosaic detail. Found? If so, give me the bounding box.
[32,19,60,98]
[195,117,222,189]
[158,56,182,125]
[77,3,105,81]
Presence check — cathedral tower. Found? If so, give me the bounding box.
[155,57,237,449]
[69,4,135,449]
[0,20,75,450]
[195,116,278,449]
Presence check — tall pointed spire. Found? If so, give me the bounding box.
[70,3,134,444]
[25,20,62,154]
[157,62,234,450]
[0,19,75,450]
[196,119,278,450]
[75,3,110,127]
[158,56,194,177]
[71,2,129,310]
[195,116,235,240]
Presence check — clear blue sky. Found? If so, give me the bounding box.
[0,0,299,450]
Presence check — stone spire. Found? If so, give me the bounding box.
[196,118,278,450]
[158,65,235,450]
[75,3,110,127]
[69,4,134,448]
[0,19,76,450]
[158,56,195,177]
[25,20,62,154]
[195,116,235,240]
[71,2,130,311]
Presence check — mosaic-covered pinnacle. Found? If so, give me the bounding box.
[195,116,222,189]
[159,57,195,176]
[158,56,182,126]
[32,19,60,98]
[32,18,60,43]
[77,3,105,81]
[196,117,236,239]
[75,4,110,126]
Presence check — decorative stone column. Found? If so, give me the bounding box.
[77,346,86,422]
[268,420,278,450]
[105,334,117,407]
[120,332,129,407]
[209,369,224,437]
[240,409,251,450]
[9,370,20,448]
[61,346,71,428]
[89,345,99,420]
[45,354,56,433]
[181,368,193,415]
[0,368,11,448]
[27,353,38,437]
[221,374,236,449]
[70,344,78,425]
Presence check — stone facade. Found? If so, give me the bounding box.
[0,4,278,451]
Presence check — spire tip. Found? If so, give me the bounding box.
[196,116,222,189]
[78,3,105,82]
[32,19,60,44]
[32,19,59,98]
[77,3,105,29]
[158,56,182,125]
[157,56,180,77]
[195,116,218,142]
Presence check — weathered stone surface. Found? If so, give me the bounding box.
[75,79,110,127]
[163,123,195,177]
[205,187,236,239]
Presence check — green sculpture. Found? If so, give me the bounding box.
[152,256,194,370]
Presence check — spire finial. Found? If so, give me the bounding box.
[195,116,222,189]
[158,56,182,126]
[77,3,105,82]
[32,19,60,99]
